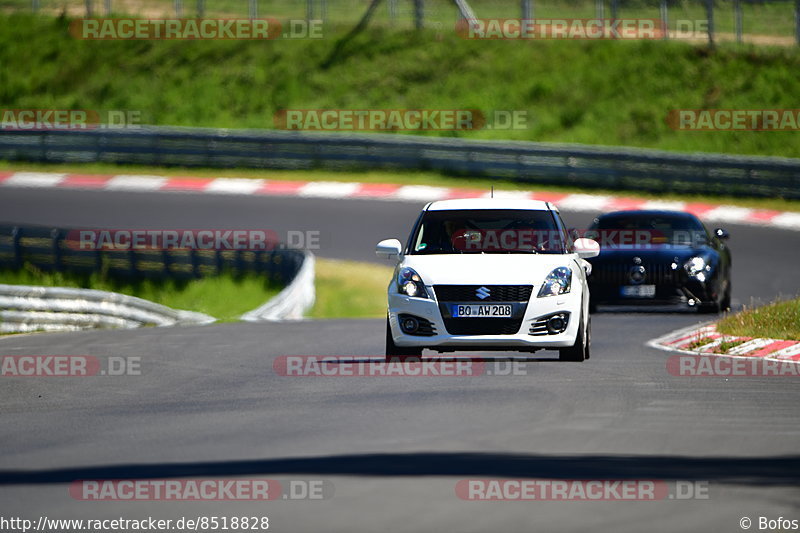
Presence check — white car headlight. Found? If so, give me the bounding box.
[397,267,430,299]
[538,266,572,297]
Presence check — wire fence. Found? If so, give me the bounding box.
[2,0,798,44]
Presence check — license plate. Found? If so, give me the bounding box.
[620,285,656,298]
[451,304,513,317]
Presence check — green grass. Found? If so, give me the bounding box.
[0,265,282,321]
[711,338,747,354]
[717,297,800,341]
[0,258,392,326]
[1,13,799,157]
[685,336,715,350]
[4,160,800,213]
[311,258,392,318]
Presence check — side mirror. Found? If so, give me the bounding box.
[574,238,600,259]
[376,238,403,260]
[714,228,730,240]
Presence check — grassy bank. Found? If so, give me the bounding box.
[717,297,800,341]
[4,161,800,213]
[0,258,391,323]
[0,266,281,322]
[2,14,799,157]
[312,259,391,319]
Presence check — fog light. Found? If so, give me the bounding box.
[547,314,567,334]
[401,316,419,334]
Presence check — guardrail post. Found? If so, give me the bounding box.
[190,248,199,278]
[196,0,204,17]
[11,227,22,269]
[174,0,182,17]
[104,0,111,15]
[85,0,93,17]
[128,248,138,277]
[31,0,40,12]
[796,0,800,45]
[610,0,617,22]
[306,0,313,20]
[414,0,424,30]
[521,0,531,20]
[734,0,742,43]
[234,250,244,276]
[162,249,172,277]
[250,0,258,19]
[51,229,62,272]
[660,0,668,40]
[595,0,603,19]
[705,0,714,47]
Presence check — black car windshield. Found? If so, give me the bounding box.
[587,214,708,247]
[408,209,567,254]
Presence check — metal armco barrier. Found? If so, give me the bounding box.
[0,126,798,198]
[0,224,306,283]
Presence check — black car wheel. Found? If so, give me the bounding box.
[720,283,732,312]
[559,314,588,362]
[385,316,423,362]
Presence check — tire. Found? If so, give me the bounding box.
[697,301,720,314]
[720,283,732,312]
[385,316,422,362]
[559,314,589,362]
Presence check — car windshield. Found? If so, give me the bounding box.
[408,209,567,254]
[587,214,708,247]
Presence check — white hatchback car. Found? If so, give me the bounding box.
[376,199,600,362]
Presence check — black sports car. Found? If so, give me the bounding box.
[584,210,732,313]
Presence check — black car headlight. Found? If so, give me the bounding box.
[684,256,711,282]
[397,267,430,299]
[538,266,572,297]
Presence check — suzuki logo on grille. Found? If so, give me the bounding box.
[476,286,491,300]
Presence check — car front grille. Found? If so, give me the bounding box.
[589,262,677,285]
[433,285,534,302]
[442,318,524,335]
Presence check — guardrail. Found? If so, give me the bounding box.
[0,224,316,331]
[0,223,306,283]
[0,284,215,333]
[1,126,798,199]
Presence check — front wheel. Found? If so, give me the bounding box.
[559,315,589,362]
[385,316,422,362]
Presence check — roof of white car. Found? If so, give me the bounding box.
[426,198,556,212]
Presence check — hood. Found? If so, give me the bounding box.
[400,253,576,285]
[589,245,713,264]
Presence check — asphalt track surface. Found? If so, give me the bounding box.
[0,187,799,533]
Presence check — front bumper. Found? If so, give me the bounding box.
[388,289,582,350]
[589,277,722,307]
